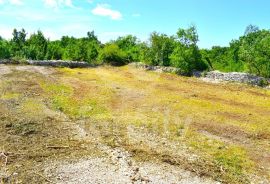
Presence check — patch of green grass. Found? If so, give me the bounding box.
[185,129,253,183]
[0,92,20,100]
[214,146,253,183]
[41,82,73,95]
[19,99,47,119]
[40,82,110,120]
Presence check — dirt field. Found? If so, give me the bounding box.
[0,64,269,184]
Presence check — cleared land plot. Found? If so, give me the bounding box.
[0,64,269,183]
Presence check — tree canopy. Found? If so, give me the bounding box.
[0,25,270,77]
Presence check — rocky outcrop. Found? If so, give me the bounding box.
[0,59,92,68]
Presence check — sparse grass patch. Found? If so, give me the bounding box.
[5,119,40,136]
[40,82,110,120]
[0,92,20,100]
[19,99,45,117]
[1,65,269,184]
[185,129,253,183]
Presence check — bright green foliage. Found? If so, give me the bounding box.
[170,26,207,75]
[46,41,63,60]
[239,30,270,77]
[147,32,175,66]
[138,42,152,64]
[201,25,270,77]
[0,30,100,65]
[201,45,244,73]
[98,43,127,66]
[0,38,10,59]
[139,26,208,75]
[115,35,140,62]
[0,26,270,77]
[170,44,202,75]
[177,25,199,46]
[60,32,100,63]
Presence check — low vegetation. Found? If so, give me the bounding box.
[0,65,269,183]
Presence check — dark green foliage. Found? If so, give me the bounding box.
[0,38,10,59]
[98,43,127,66]
[60,32,100,63]
[258,79,269,87]
[10,29,27,58]
[46,41,63,60]
[138,26,208,75]
[115,35,140,62]
[26,31,48,60]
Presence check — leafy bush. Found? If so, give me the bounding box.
[11,56,28,64]
[115,35,140,62]
[98,44,127,66]
[46,41,63,60]
[0,40,10,59]
[258,79,269,87]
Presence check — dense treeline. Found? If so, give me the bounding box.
[201,25,270,78]
[0,25,270,77]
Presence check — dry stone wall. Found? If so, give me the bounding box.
[0,59,92,68]
[129,62,269,87]
[204,71,268,86]
[129,62,181,74]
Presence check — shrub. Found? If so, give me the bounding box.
[258,79,269,87]
[98,44,127,66]
[11,56,28,64]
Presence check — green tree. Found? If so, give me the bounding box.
[60,32,100,63]
[148,32,175,66]
[177,25,199,46]
[0,38,11,59]
[170,26,207,75]
[84,41,99,63]
[239,29,270,77]
[115,35,140,62]
[10,28,27,58]
[202,46,229,71]
[26,31,48,60]
[98,43,127,66]
[83,31,100,63]
[46,41,63,60]
[138,42,152,64]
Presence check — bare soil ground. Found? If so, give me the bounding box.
[0,64,269,184]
